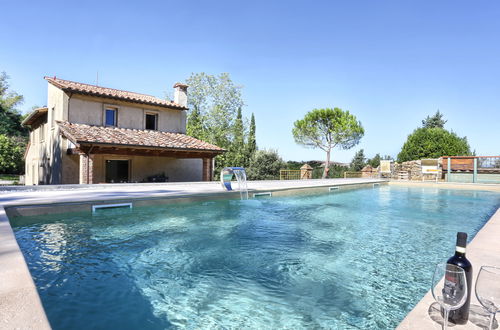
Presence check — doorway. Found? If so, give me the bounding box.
[105,160,130,183]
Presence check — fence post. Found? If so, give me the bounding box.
[473,158,478,183]
[447,157,451,182]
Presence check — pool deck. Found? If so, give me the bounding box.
[397,206,500,329]
[0,179,499,329]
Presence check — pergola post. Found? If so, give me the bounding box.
[79,153,94,184]
[202,158,213,181]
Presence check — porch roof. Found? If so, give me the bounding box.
[57,121,225,157]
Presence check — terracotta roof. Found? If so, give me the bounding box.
[22,107,48,126]
[45,77,188,110]
[57,121,225,153]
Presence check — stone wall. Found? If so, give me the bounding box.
[391,159,442,181]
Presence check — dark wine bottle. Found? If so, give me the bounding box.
[447,232,473,324]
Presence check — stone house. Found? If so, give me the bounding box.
[22,77,224,185]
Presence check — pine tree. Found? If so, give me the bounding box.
[422,110,447,129]
[350,149,366,171]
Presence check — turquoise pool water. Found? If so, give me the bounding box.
[11,186,500,329]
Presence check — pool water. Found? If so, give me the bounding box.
[11,186,500,329]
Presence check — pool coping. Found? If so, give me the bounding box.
[0,206,51,329]
[0,179,498,329]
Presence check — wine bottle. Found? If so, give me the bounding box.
[447,232,473,324]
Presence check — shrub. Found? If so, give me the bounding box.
[0,134,26,174]
[246,149,286,180]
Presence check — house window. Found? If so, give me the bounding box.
[105,108,117,126]
[145,113,158,130]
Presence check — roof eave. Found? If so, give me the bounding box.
[75,141,226,154]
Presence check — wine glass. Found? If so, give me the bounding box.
[431,262,468,330]
[475,266,500,330]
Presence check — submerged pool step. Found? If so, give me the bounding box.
[92,203,133,213]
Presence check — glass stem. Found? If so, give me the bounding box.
[488,312,494,330]
[443,309,449,330]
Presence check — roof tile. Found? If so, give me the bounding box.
[57,121,225,153]
[45,77,187,110]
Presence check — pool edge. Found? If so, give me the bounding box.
[397,207,500,330]
[0,205,51,330]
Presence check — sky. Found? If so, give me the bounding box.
[1,0,499,163]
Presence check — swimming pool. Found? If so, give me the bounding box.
[11,186,500,329]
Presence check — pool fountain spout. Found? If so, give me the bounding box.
[220,167,249,200]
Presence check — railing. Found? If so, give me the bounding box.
[344,171,363,178]
[477,156,500,172]
[443,156,500,183]
[280,170,301,180]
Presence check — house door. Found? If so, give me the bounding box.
[105,160,130,183]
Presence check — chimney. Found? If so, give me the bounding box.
[173,82,188,108]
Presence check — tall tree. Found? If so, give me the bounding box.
[292,108,364,178]
[245,113,257,167]
[228,107,245,166]
[0,72,27,137]
[185,72,246,174]
[422,110,447,129]
[350,149,366,171]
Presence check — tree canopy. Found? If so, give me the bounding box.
[246,149,285,180]
[0,72,27,137]
[292,108,364,178]
[185,72,256,176]
[397,127,471,162]
[398,112,471,162]
[422,110,447,129]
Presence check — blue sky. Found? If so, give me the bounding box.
[1,0,499,162]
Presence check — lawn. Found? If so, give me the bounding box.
[0,174,19,181]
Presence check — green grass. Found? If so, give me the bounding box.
[0,174,19,181]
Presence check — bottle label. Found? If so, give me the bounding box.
[456,246,466,253]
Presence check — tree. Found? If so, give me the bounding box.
[350,149,366,171]
[246,149,286,180]
[0,72,27,137]
[185,72,246,175]
[186,106,205,140]
[397,127,471,162]
[227,107,245,167]
[367,153,381,168]
[422,110,447,129]
[292,108,364,178]
[245,113,257,167]
[0,134,25,174]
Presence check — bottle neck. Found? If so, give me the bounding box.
[455,246,466,257]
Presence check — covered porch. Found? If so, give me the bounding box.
[57,121,225,184]
[68,145,218,184]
